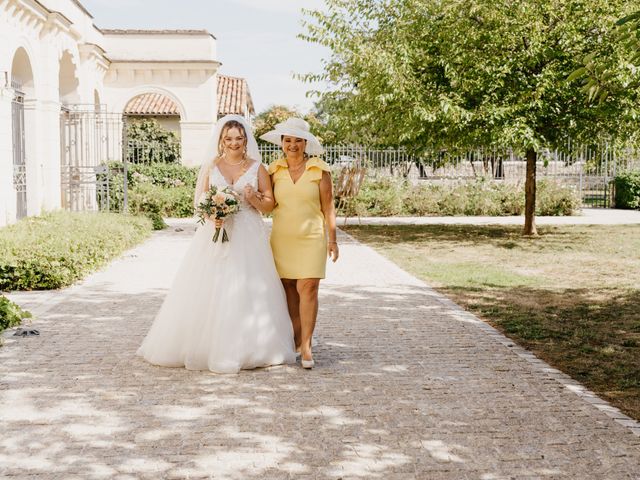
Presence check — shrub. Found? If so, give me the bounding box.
[536,179,582,216]
[0,212,152,290]
[0,295,31,332]
[341,177,580,217]
[347,176,407,216]
[128,183,194,221]
[614,171,640,210]
[403,183,444,215]
[103,162,198,218]
[126,119,181,163]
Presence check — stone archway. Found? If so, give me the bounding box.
[123,92,183,164]
[59,50,80,106]
[10,46,35,220]
[124,92,182,136]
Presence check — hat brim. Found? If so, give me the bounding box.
[260,128,325,155]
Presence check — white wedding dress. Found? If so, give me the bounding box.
[137,160,296,373]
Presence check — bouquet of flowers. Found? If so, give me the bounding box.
[195,186,240,242]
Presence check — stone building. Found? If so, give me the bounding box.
[0,0,254,227]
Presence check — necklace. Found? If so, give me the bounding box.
[223,155,246,166]
[287,160,306,173]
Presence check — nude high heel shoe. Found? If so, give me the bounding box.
[301,352,314,369]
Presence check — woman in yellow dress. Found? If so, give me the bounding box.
[259,118,339,369]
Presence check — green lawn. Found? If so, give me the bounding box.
[344,224,640,420]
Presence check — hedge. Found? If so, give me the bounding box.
[614,171,640,210]
[0,212,152,290]
[343,177,582,217]
[0,295,31,333]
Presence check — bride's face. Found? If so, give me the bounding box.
[222,127,246,154]
[282,136,306,157]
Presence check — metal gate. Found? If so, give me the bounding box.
[12,82,27,219]
[60,105,124,211]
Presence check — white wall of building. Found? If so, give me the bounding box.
[103,32,220,166]
[0,1,221,227]
[0,0,97,227]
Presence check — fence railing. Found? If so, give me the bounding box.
[258,143,640,179]
[258,142,640,208]
[97,141,640,213]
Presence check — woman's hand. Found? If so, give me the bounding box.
[328,242,339,262]
[214,218,223,228]
[244,185,263,207]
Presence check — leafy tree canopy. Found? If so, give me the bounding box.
[126,118,181,163]
[570,10,640,108]
[301,0,637,153]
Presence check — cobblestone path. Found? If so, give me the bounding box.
[2,219,639,479]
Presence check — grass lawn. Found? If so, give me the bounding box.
[344,224,640,420]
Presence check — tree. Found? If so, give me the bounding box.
[126,118,181,163]
[253,105,338,145]
[569,11,640,107]
[302,0,635,235]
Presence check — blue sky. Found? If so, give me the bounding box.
[81,0,329,114]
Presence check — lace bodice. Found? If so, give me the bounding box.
[209,160,261,208]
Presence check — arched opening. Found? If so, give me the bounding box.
[10,47,36,220]
[59,50,80,105]
[123,92,182,163]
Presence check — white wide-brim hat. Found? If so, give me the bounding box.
[259,117,324,155]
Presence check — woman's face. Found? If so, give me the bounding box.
[222,127,246,153]
[282,135,306,157]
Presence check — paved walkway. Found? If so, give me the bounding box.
[2,219,639,479]
[339,208,640,225]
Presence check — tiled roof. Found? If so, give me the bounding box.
[124,93,180,116]
[122,75,255,118]
[217,75,255,116]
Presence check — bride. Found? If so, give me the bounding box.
[136,114,296,373]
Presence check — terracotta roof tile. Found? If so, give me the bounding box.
[124,93,179,116]
[122,75,255,118]
[217,75,255,117]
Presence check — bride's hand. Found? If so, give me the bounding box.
[214,218,223,228]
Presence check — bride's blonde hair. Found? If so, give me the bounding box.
[216,120,248,159]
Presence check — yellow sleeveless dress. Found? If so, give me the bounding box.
[268,157,331,279]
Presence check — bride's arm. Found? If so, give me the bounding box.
[245,164,275,214]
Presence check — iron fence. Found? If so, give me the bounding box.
[60,105,123,211]
[258,142,640,208]
[11,81,27,219]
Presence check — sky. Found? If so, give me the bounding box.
[81,0,330,114]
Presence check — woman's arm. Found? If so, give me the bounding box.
[319,171,339,262]
[245,164,276,214]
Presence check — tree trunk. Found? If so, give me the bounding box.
[523,148,538,236]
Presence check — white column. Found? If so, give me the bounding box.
[39,99,62,211]
[179,121,215,167]
[0,86,15,227]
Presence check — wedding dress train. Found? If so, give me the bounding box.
[137,160,296,373]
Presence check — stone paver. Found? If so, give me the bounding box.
[2,218,640,479]
[339,207,640,225]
